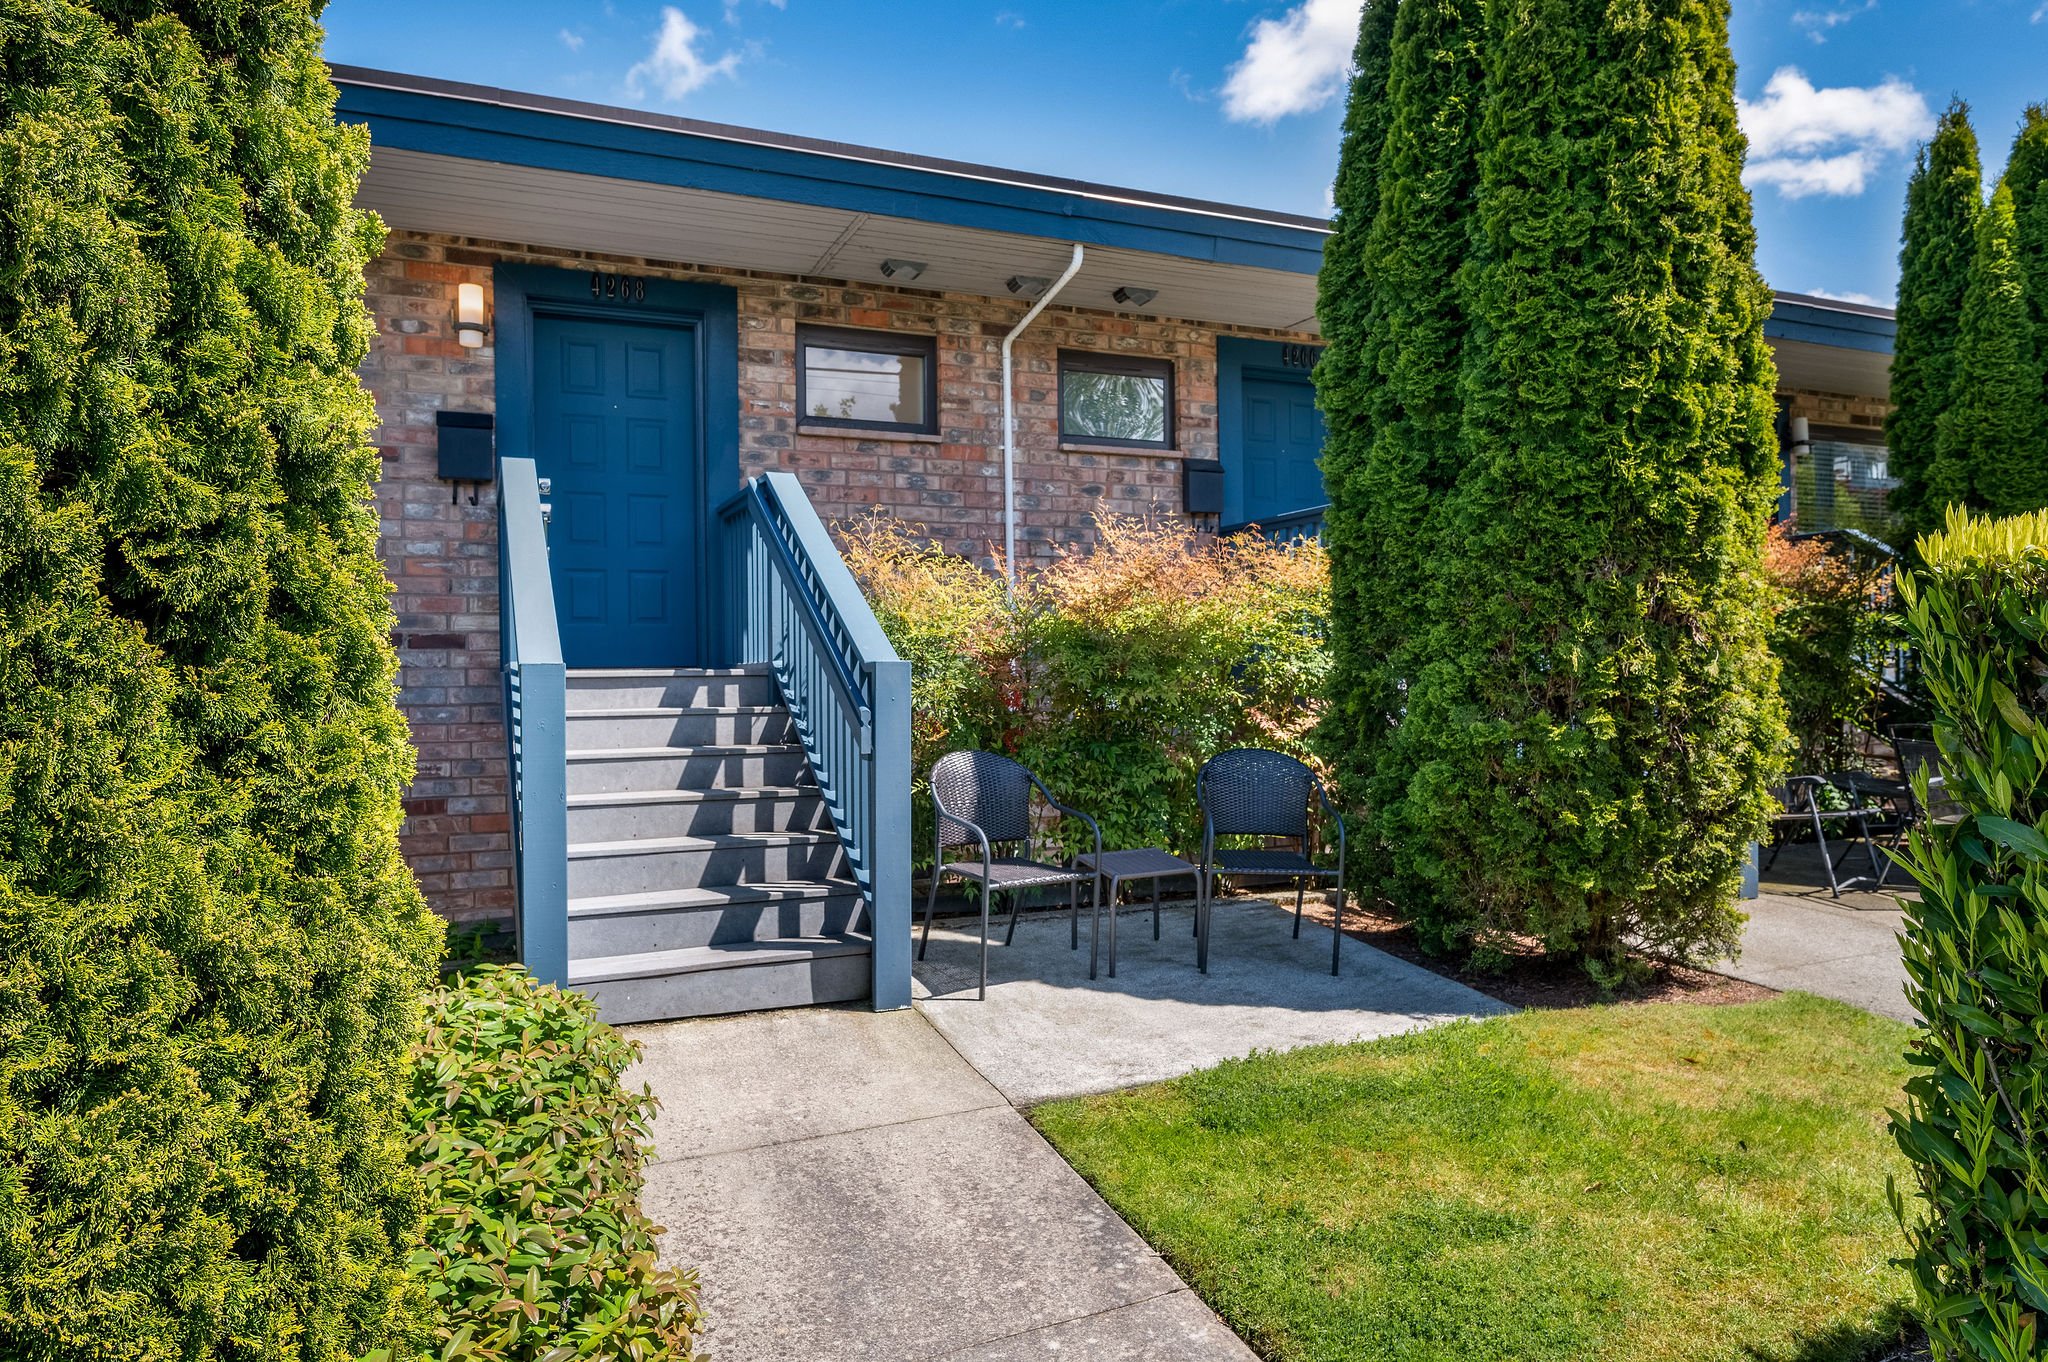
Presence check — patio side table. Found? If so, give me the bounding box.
[1074,848,1203,980]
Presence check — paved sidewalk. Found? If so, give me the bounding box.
[630,1006,1259,1362]
[916,898,1508,1103]
[1726,891,1912,1022]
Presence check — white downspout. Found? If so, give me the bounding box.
[1001,243,1085,592]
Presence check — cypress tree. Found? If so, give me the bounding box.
[1398,0,1785,972]
[0,4,441,1358]
[1349,0,1486,928]
[2006,106,2048,480]
[1314,0,1400,806]
[1934,182,2043,516]
[1888,103,1983,546]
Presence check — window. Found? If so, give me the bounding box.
[1788,425,1900,542]
[797,326,936,434]
[1058,352,1174,449]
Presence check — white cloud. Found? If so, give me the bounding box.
[995,11,1027,28]
[627,7,744,102]
[558,28,584,51]
[1804,286,1884,306]
[2034,2,2045,20]
[1738,67,1933,198]
[1221,0,1364,124]
[1791,1,1875,44]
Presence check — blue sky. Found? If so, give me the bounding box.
[323,0,2047,305]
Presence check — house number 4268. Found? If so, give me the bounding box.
[590,272,648,303]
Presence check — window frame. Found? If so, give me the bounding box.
[795,324,939,435]
[1057,350,1176,450]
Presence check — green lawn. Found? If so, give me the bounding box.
[1033,995,1916,1362]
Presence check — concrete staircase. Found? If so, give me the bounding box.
[561,666,871,1022]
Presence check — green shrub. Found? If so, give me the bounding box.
[1888,102,1983,549]
[0,5,442,1357]
[1889,508,2048,1362]
[1765,524,1895,772]
[842,516,1328,861]
[380,965,702,1362]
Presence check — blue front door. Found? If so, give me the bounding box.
[533,314,700,667]
[1241,375,1328,522]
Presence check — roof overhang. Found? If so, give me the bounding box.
[335,67,1899,393]
[334,66,1329,333]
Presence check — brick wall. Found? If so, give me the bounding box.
[362,229,1314,928]
[1782,386,1889,436]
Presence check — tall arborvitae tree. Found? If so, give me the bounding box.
[1934,182,2043,516]
[1398,0,1785,972]
[1314,0,1400,806]
[1349,0,1486,932]
[0,4,441,1358]
[2006,106,2048,480]
[1889,102,1983,546]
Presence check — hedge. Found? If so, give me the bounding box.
[378,966,702,1362]
[841,514,1328,863]
[0,5,442,1357]
[1890,509,2048,1362]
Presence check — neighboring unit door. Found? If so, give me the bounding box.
[532,313,700,667]
[1241,376,1328,523]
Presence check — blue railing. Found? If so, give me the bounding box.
[1220,502,1328,544]
[717,472,912,1011]
[497,457,569,987]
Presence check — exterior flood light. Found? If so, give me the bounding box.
[879,258,927,281]
[1006,275,1051,297]
[454,282,488,348]
[1112,286,1157,308]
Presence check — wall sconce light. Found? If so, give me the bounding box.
[454,282,488,348]
[879,258,927,281]
[1007,275,1050,297]
[1112,286,1157,308]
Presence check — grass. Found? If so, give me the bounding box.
[1032,994,1917,1362]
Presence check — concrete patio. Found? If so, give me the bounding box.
[629,899,1504,1362]
[1724,839,1915,1022]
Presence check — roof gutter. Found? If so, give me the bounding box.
[1001,243,1085,593]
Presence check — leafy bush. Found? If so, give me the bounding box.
[0,6,442,1357]
[380,965,702,1362]
[1889,508,2048,1362]
[841,515,1328,861]
[1765,524,1895,772]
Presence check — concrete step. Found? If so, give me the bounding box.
[566,831,850,897]
[570,937,871,1022]
[568,880,864,955]
[566,786,830,840]
[565,744,809,794]
[565,706,794,749]
[566,666,777,711]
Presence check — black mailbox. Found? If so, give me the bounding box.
[436,410,495,482]
[1182,458,1225,517]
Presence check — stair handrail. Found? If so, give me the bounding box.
[717,472,912,1010]
[497,456,569,986]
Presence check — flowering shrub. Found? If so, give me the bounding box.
[1764,523,1897,772]
[841,515,1329,859]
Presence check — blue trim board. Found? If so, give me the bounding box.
[1764,296,1895,355]
[493,263,740,662]
[334,73,1327,276]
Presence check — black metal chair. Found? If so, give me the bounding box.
[1764,775,1886,897]
[920,750,1102,1000]
[1195,748,1345,976]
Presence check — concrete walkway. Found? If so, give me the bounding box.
[629,900,1505,1361]
[1717,840,1914,1022]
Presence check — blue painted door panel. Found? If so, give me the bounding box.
[534,314,700,667]
[1240,376,1327,523]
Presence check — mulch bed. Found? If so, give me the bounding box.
[1257,891,1777,1012]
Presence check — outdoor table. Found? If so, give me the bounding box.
[1827,769,1913,887]
[1075,848,1203,980]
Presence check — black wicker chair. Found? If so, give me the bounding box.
[1195,748,1345,976]
[920,750,1102,999]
